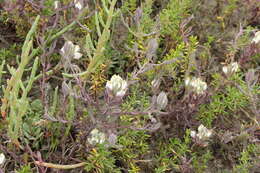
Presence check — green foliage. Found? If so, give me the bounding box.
[0,44,18,62]
[162,42,186,76]
[159,0,192,39]
[22,99,44,149]
[121,0,138,13]
[1,16,40,145]
[162,36,198,78]
[198,74,249,127]
[15,165,33,173]
[122,84,150,111]
[116,129,150,171]
[155,130,214,172]
[84,145,120,173]
[139,0,155,33]
[105,46,129,75]
[192,150,213,173]
[63,0,118,79]
[42,0,55,16]
[155,129,192,172]
[233,144,260,173]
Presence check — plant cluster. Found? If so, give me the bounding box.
[0,0,259,172]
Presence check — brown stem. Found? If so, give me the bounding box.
[35,161,86,170]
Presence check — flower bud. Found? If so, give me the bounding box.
[151,78,161,92]
[156,91,168,110]
[245,69,258,87]
[106,75,128,98]
[108,133,117,146]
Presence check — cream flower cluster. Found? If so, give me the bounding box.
[106,75,128,98]
[60,41,82,60]
[222,62,239,75]
[87,129,106,145]
[191,124,212,146]
[185,77,207,95]
[191,124,212,140]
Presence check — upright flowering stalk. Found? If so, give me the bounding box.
[60,41,82,60]
[106,75,128,99]
[87,129,106,145]
[222,62,239,76]
[185,77,207,95]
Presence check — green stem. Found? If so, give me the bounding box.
[63,0,118,79]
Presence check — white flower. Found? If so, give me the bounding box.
[54,1,59,9]
[252,31,260,44]
[191,124,212,141]
[60,41,82,60]
[185,77,207,95]
[190,130,196,138]
[156,91,168,110]
[0,153,6,165]
[197,124,212,140]
[88,129,106,145]
[222,66,228,74]
[74,0,83,10]
[230,62,239,72]
[106,75,128,98]
[185,77,191,86]
[73,45,82,59]
[222,62,239,75]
